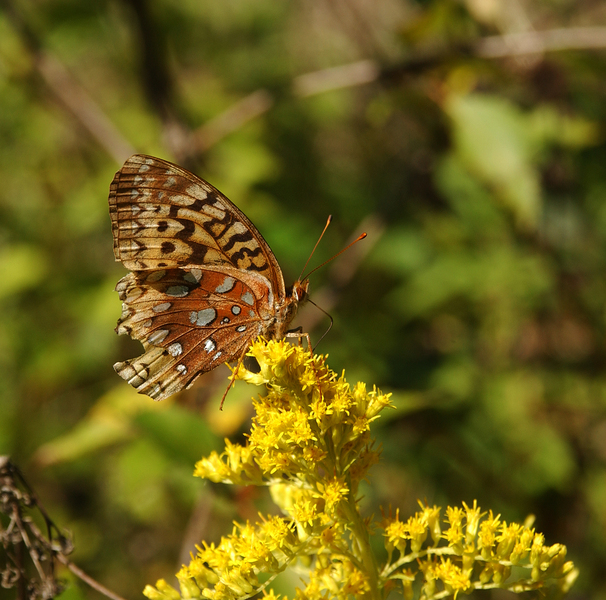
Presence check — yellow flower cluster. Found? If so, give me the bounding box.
[145,516,301,600]
[144,339,577,600]
[194,339,390,493]
[381,501,578,599]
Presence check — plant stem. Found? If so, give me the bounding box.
[342,493,382,600]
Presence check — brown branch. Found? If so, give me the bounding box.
[192,90,274,154]
[5,3,606,166]
[35,53,136,163]
[0,457,130,600]
[191,26,606,153]
[477,26,606,57]
[2,0,135,164]
[293,60,380,97]
[118,0,194,164]
[58,556,130,600]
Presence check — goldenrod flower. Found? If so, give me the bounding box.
[144,339,577,600]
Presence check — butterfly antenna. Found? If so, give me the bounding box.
[298,215,333,282]
[302,231,367,282]
[307,298,334,350]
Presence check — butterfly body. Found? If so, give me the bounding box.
[109,154,308,401]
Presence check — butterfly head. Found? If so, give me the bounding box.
[293,279,310,303]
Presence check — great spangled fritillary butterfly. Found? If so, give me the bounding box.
[109,154,310,403]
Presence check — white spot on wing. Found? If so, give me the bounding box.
[215,277,236,293]
[241,291,254,305]
[139,164,150,173]
[186,184,208,200]
[212,351,222,361]
[191,308,217,326]
[205,204,226,220]
[185,269,203,283]
[168,342,183,357]
[166,285,189,297]
[163,176,177,188]
[236,325,247,333]
[231,305,241,315]
[146,270,166,283]
[153,302,172,312]
[148,329,169,344]
[204,338,216,353]
[176,364,187,375]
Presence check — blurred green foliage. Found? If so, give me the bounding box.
[1,0,606,598]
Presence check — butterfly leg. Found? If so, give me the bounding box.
[285,327,312,351]
[285,329,325,403]
[219,349,249,410]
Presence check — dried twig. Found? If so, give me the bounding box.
[192,90,274,154]
[191,26,606,152]
[2,0,135,164]
[0,456,129,600]
[477,26,606,57]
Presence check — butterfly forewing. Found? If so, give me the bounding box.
[109,155,285,295]
[110,155,302,401]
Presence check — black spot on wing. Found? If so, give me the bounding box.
[222,230,254,252]
[161,241,176,254]
[189,198,207,212]
[175,218,195,239]
[230,246,267,270]
[182,242,210,265]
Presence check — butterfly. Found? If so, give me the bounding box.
[109,154,311,403]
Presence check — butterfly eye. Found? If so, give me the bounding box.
[293,281,310,302]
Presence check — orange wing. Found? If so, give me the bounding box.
[109,155,288,400]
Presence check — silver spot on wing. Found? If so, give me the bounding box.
[241,291,254,305]
[184,268,203,283]
[215,277,236,294]
[190,308,217,326]
[166,285,189,297]
[146,270,167,283]
[148,329,169,344]
[168,342,183,357]
[153,302,172,312]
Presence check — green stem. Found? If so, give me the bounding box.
[341,493,382,600]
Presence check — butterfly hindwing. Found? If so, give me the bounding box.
[114,267,273,400]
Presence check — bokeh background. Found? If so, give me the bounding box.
[1,0,606,598]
